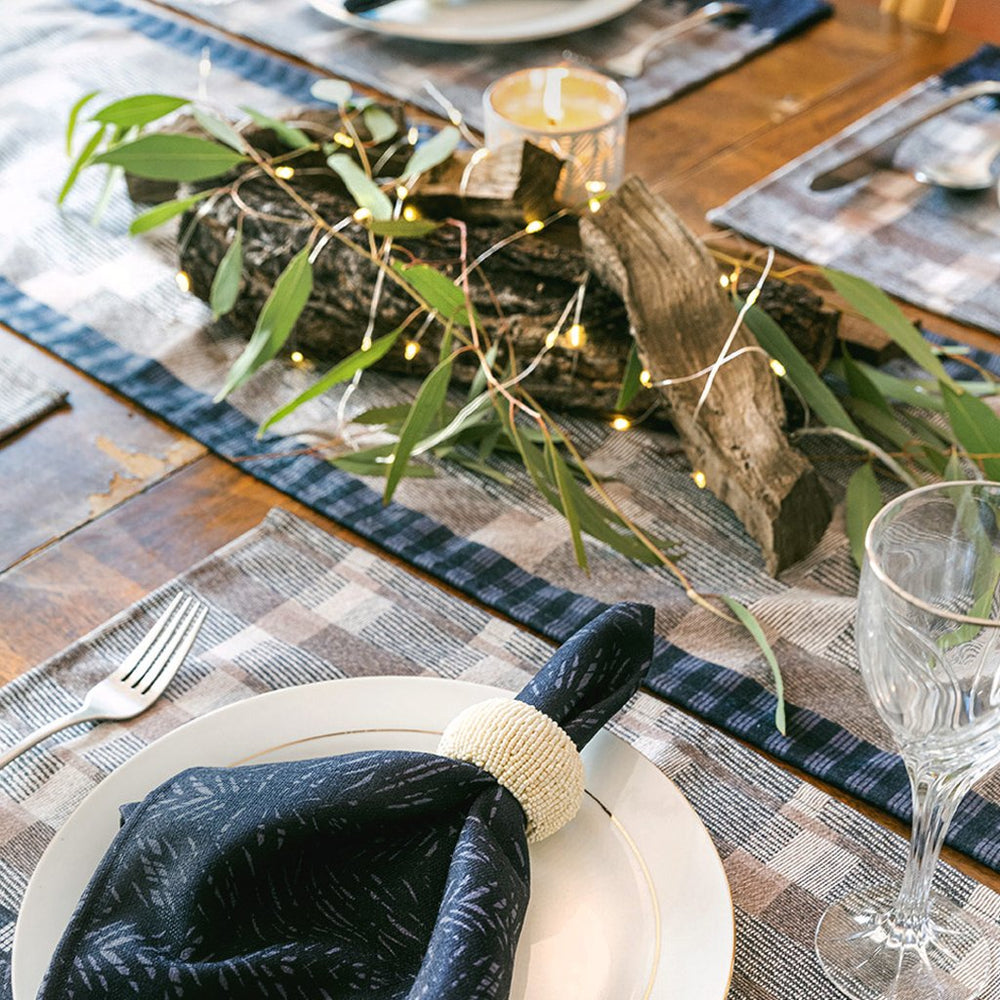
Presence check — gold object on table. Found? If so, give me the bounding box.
[879,0,956,32]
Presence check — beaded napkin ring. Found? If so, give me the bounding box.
[438,698,585,842]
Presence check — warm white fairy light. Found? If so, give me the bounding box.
[407,126,420,145]
[611,415,631,431]
[175,270,191,292]
[769,358,787,378]
[404,341,420,360]
[353,207,373,222]
[585,180,607,194]
[274,165,295,180]
[396,184,409,200]
[545,330,560,349]
[639,369,652,387]
[524,219,545,234]
[402,205,419,222]
[332,131,355,148]
[692,470,708,489]
[719,273,730,289]
[588,198,603,214]
[290,350,305,364]
[566,323,586,349]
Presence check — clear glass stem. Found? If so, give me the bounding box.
[891,765,972,933]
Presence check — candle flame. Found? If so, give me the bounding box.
[542,68,568,126]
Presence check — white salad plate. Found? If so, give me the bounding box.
[13,676,733,999]
[308,0,643,45]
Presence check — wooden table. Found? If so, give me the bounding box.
[2,0,998,892]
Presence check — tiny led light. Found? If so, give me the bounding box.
[402,206,419,222]
[448,109,463,126]
[588,198,603,214]
[639,369,652,387]
[175,270,191,292]
[718,274,730,289]
[745,287,760,306]
[332,131,355,148]
[470,148,490,166]
[274,165,295,180]
[353,207,373,222]
[691,470,707,489]
[290,350,305,364]
[396,185,409,200]
[611,415,631,431]
[769,358,787,378]
[544,330,559,349]
[404,341,420,360]
[566,324,586,349]
[407,126,420,145]
[585,180,607,194]
[524,220,545,234]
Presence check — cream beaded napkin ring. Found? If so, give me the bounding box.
[438,697,585,842]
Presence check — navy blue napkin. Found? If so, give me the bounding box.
[39,602,653,999]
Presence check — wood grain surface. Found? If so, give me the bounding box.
[2,0,999,893]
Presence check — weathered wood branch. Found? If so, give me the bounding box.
[580,177,832,573]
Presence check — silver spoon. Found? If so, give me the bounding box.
[913,137,1000,191]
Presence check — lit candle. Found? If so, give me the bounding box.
[482,66,628,207]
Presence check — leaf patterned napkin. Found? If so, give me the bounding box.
[37,602,653,999]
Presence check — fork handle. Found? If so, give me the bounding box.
[0,707,101,770]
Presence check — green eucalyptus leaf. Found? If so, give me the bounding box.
[58,124,108,204]
[392,262,475,327]
[942,383,1000,479]
[742,304,860,434]
[826,359,946,413]
[326,153,393,221]
[845,462,882,570]
[352,402,413,427]
[450,455,513,485]
[822,267,957,390]
[259,326,402,433]
[400,125,460,180]
[128,189,213,235]
[311,79,353,107]
[92,134,247,181]
[846,397,946,475]
[840,347,892,414]
[240,106,313,150]
[217,246,313,401]
[468,343,500,401]
[944,448,965,481]
[717,596,787,735]
[210,224,244,319]
[92,94,189,129]
[333,442,434,479]
[616,343,644,410]
[546,435,588,570]
[384,355,454,503]
[365,218,440,238]
[192,108,247,153]
[363,105,398,143]
[67,90,100,155]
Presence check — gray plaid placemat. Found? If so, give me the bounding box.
[709,46,1000,337]
[1,507,999,999]
[141,0,830,131]
[0,356,66,442]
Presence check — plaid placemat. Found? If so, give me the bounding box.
[0,357,67,442]
[709,46,1000,337]
[138,0,831,131]
[8,0,1000,872]
[1,507,999,1000]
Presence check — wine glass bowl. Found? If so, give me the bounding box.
[816,481,1000,1000]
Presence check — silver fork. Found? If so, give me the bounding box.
[0,593,207,769]
[563,2,748,80]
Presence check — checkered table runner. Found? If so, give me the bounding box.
[0,357,66,443]
[1,508,999,999]
[710,46,1000,338]
[7,0,1000,873]
[141,0,830,131]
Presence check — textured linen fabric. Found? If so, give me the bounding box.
[140,0,832,130]
[2,510,1000,1000]
[0,356,67,442]
[710,45,1000,337]
[37,603,653,999]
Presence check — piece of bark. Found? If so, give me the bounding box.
[581,177,831,574]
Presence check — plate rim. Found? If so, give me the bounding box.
[12,676,734,999]
[307,0,644,45]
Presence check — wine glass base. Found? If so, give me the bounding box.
[816,885,997,1000]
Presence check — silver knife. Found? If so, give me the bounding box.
[809,79,1000,192]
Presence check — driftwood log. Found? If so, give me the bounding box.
[581,177,832,573]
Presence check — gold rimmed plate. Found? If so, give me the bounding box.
[12,677,733,999]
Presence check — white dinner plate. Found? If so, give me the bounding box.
[13,677,733,999]
[308,0,644,45]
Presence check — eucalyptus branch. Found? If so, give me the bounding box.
[792,426,922,488]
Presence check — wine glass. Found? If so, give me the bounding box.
[816,480,1000,1000]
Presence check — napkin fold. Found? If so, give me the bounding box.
[38,601,653,999]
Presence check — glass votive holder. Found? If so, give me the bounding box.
[482,66,628,208]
